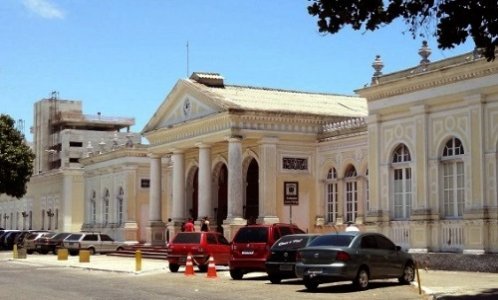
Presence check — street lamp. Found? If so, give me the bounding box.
[21,211,28,230]
[47,209,55,230]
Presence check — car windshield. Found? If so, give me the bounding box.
[233,227,268,243]
[172,233,201,244]
[308,234,354,247]
[272,235,311,250]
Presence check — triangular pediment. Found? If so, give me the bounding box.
[142,80,225,133]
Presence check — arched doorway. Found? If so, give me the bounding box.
[187,168,199,220]
[245,158,259,224]
[216,164,228,233]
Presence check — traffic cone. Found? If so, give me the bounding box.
[206,255,217,278]
[184,253,195,276]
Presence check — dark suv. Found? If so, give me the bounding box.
[229,223,305,280]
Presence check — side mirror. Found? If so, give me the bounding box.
[395,245,402,251]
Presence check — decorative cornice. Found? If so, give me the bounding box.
[358,54,498,101]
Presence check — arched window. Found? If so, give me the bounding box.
[442,137,465,218]
[344,165,358,223]
[103,189,110,225]
[392,144,412,219]
[117,187,124,225]
[325,168,338,223]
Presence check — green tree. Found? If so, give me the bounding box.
[308,0,498,61]
[0,114,35,198]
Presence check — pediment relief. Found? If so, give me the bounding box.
[157,94,222,129]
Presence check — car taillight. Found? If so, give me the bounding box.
[336,251,350,262]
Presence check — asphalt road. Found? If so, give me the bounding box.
[0,260,428,300]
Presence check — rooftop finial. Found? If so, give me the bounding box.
[418,40,431,66]
[371,55,384,85]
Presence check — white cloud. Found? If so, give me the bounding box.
[22,0,65,19]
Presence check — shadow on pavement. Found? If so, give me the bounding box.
[296,280,404,294]
[434,288,498,300]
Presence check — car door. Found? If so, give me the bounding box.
[359,234,385,279]
[374,234,404,277]
[99,234,115,252]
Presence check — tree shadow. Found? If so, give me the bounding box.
[433,288,498,300]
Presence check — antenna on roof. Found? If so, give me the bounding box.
[186,41,190,78]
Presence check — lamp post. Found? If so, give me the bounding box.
[47,209,55,230]
[21,211,28,230]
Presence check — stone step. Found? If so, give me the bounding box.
[107,244,168,260]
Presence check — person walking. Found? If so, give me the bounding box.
[200,217,209,232]
[184,218,195,232]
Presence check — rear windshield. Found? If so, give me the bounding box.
[173,233,201,244]
[308,234,354,247]
[272,236,311,250]
[233,227,268,243]
[65,234,82,241]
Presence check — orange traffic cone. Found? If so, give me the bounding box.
[184,253,195,276]
[206,255,217,278]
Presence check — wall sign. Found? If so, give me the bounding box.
[284,181,299,205]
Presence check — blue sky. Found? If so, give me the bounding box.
[1,0,475,141]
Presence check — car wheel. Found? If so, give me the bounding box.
[39,250,48,255]
[353,268,369,290]
[303,276,319,290]
[230,269,244,280]
[399,262,415,284]
[268,274,282,284]
[27,250,33,254]
[197,264,208,273]
[69,250,78,256]
[169,263,179,273]
[88,247,96,255]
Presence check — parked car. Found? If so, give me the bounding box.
[0,230,18,249]
[295,231,416,291]
[2,230,23,250]
[34,232,72,254]
[265,233,320,284]
[62,232,125,255]
[229,223,305,280]
[24,231,54,254]
[166,231,231,273]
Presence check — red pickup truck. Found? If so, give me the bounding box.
[166,231,230,272]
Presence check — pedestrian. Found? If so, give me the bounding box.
[184,218,195,232]
[200,216,209,232]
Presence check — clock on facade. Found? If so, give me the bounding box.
[183,98,191,117]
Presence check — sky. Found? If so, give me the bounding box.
[1,0,475,142]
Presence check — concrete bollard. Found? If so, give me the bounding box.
[13,244,18,259]
[58,248,69,260]
[17,247,27,259]
[79,249,90,263]
[135,249,142,272]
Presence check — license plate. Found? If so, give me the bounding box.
[307,268,323,274]
[279,264,293,271]
[241,250,254,255]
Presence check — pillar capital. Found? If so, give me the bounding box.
[225,135,243,143]
[195,142,212,149]
[148,153,162,159]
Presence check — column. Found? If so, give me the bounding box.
[258,137,279,224]
[171,151,185,221]
[147,154,165,245]
[197,143,212,220]
[226,136,243,221]
[149,154,162,221]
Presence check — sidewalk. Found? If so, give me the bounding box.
[413,268,498,299]
[0,251,167,274]
[2,251,498,298]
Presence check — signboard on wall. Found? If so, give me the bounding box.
[284,181,299,205]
